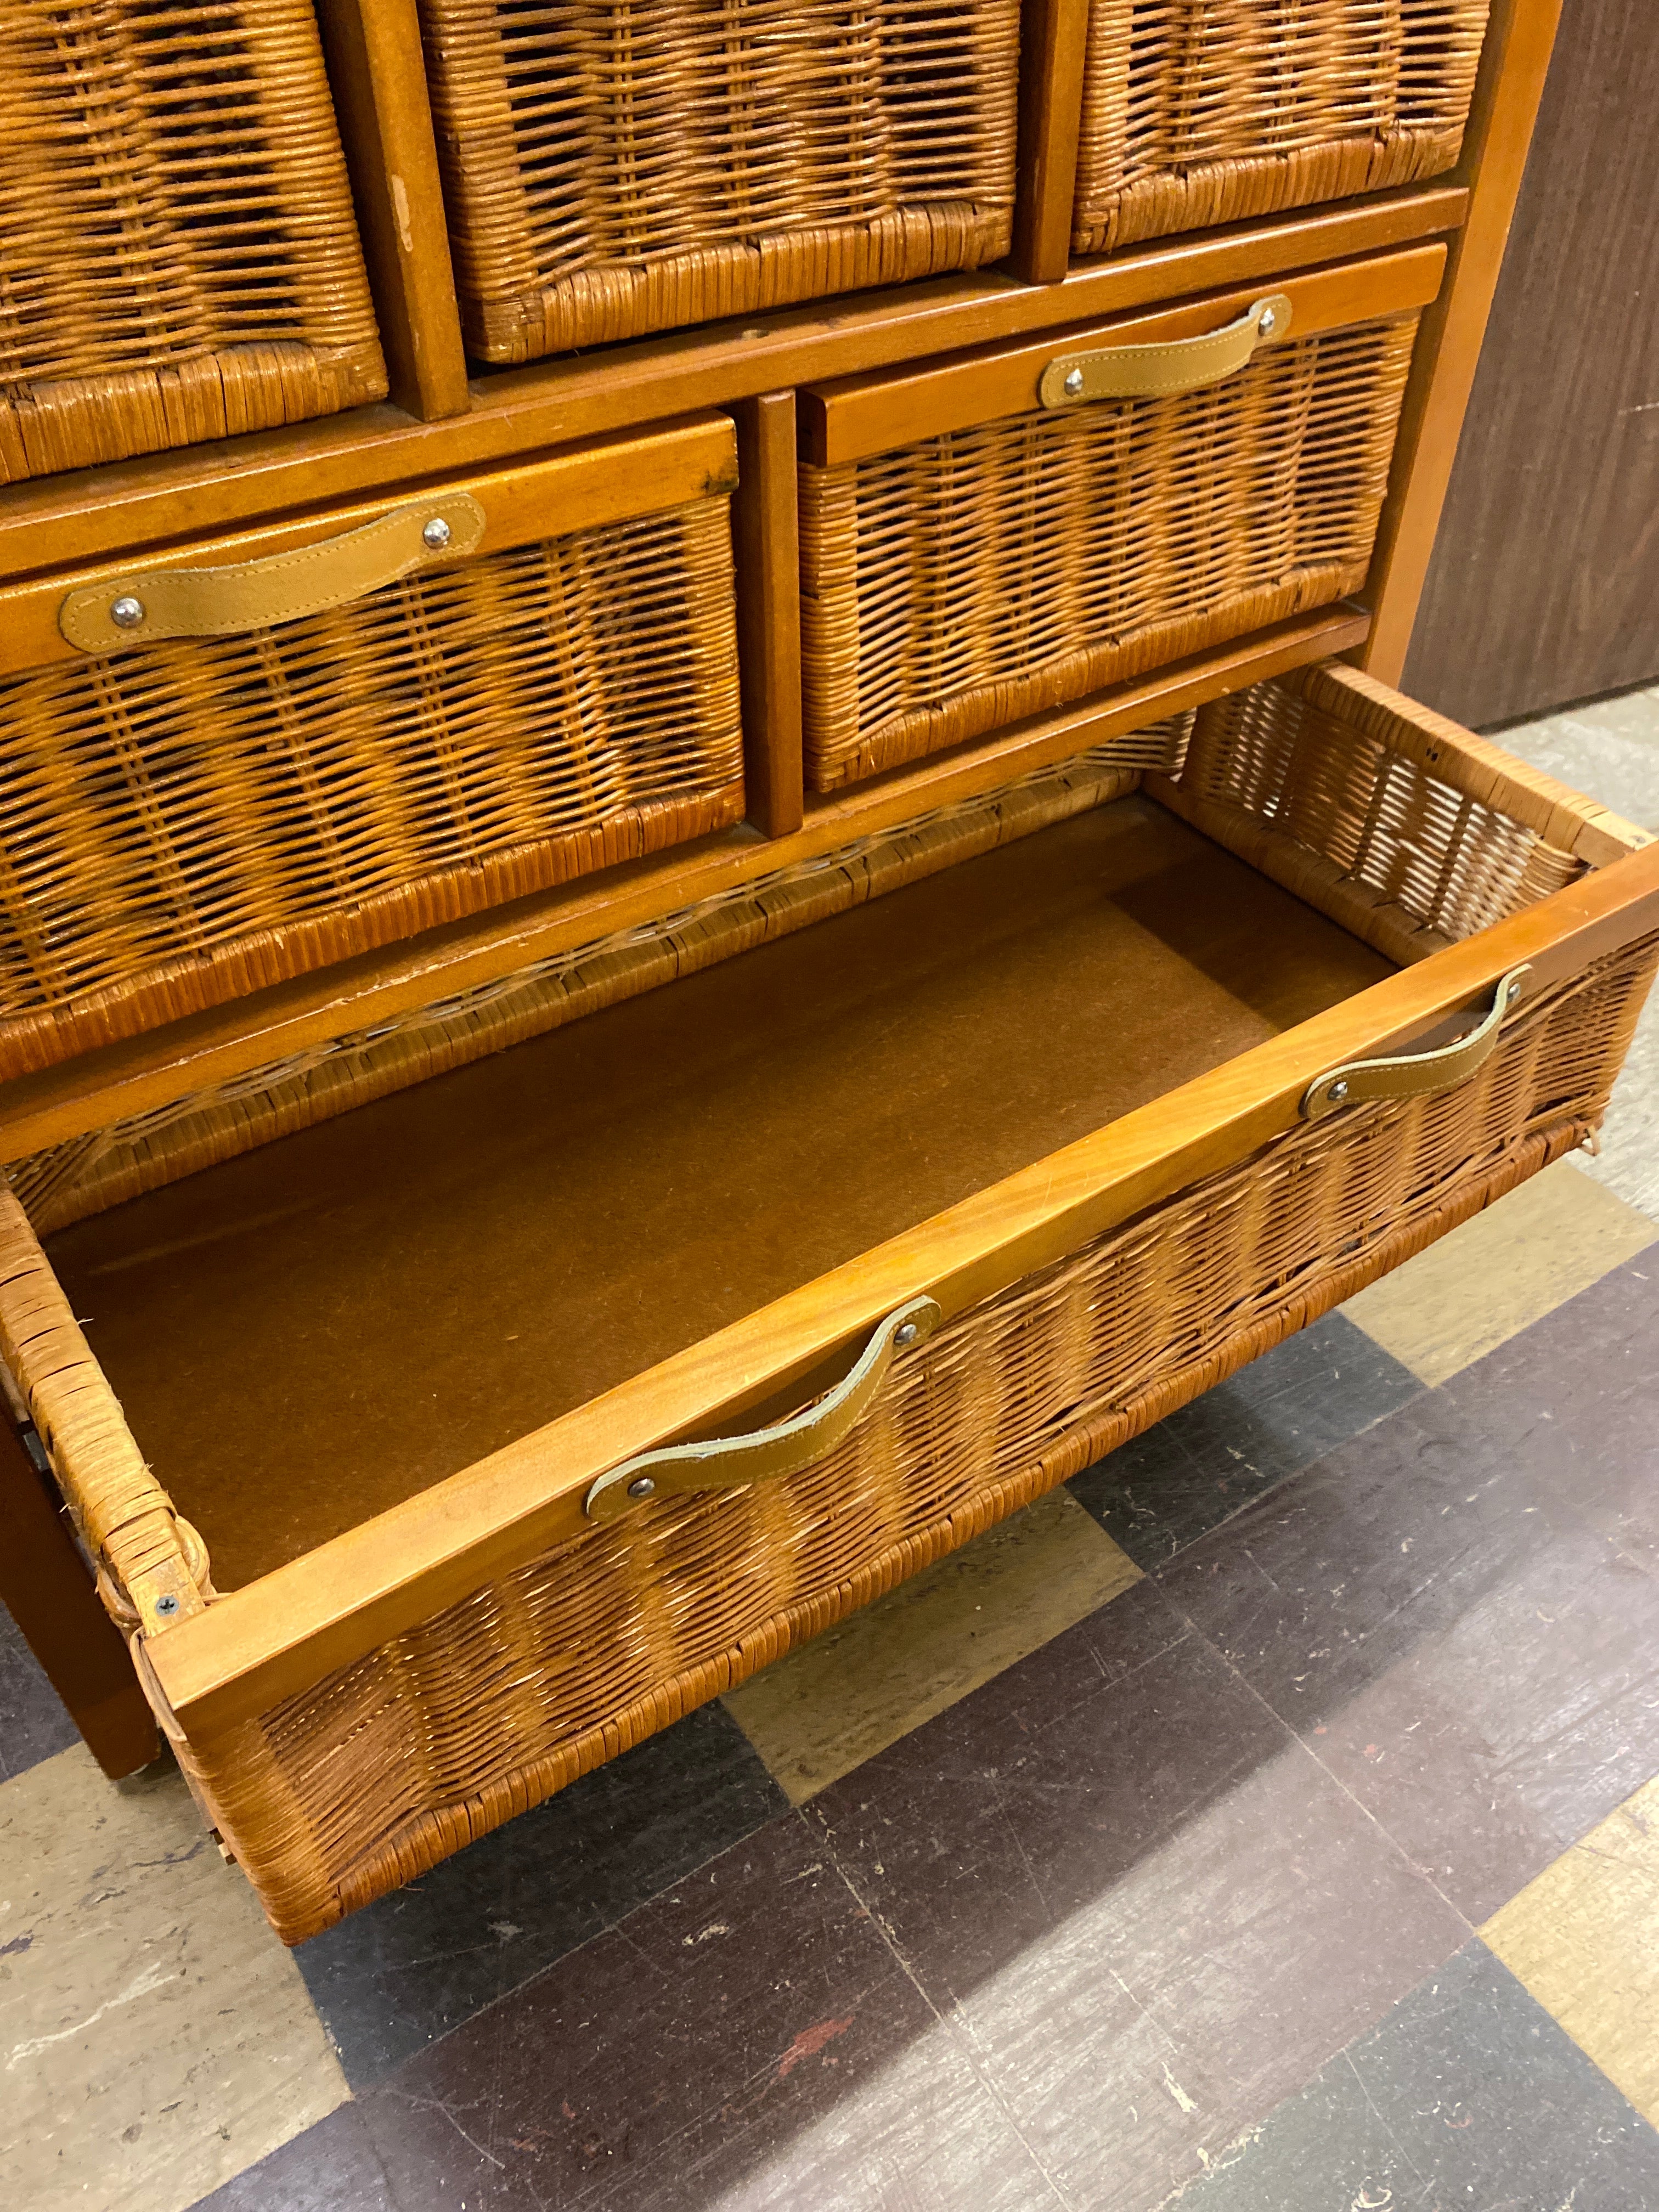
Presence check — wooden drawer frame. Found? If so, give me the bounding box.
[1,663,1652,1937]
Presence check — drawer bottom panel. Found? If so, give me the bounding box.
[167,934,1655,1941]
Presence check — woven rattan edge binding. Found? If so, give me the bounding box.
[0,1186,206,1634]
[8,729,1192,1238]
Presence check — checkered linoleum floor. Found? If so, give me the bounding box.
[4,684,1658,2212]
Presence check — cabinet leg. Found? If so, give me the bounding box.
[0,1410,159,1779]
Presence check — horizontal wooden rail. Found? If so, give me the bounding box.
[0,190,1467,585]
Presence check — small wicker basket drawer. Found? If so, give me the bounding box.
[0,416,745,1079]
[418,0,1023,363]
[797,245,1444,790]
[1,0,387,483]
[1074,0,1492,258]
[6,660,1656,1943]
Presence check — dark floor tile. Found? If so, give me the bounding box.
[1175,1939,1659,2210]
[1160,1317,1659,1922]
[357,1810,1053,2212]
[0,1601,78,1781]
[188,2103,395,2211]
[1069,1312,1420,1567]
[298,1701,787,2089]
[809,1578,1466,2212]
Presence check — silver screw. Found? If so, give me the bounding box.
[110,594,146,629]
[1063,368,1085,398]
[1507,979,1522,1001]
[1328,1079,1350,1104]
[894,1321,919,1348]
[1257,306,1278,337]
[154,1592,180,1618]
[422,516,453,551]
[627,1475,656,1500]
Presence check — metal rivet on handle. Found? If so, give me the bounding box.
[894,1321,919,1348]
[627,1475,656,1500]
[110,595,146,629]
[1328,1079,1350,1104]
[1507,979,1522,1001]
[154,1592,180,1618]
[1062,368,1085,398]
[1257,307,1278,337]
[422,516,453,550]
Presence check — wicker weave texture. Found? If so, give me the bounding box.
[419,0,1022,362]
[1171,664,1589,964]
[0,0,386,481]
[0,496,744,1080]
[183,933,1657,1940]
[1074,0,1491,257]
[9,724,1195,1233]
[799,314,1419,788]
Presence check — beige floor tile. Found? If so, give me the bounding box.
[0,1745,346,2212]
[1341,1158,1656,1386]
[1482,1775,1659,2126]
[723,1487,1139,1804]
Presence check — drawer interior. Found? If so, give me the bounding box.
[45,792,1392,1588]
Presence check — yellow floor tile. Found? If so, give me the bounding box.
[722,1487,1139,1804]
[1482,1776,1659,2126]
[0,1745,347,2212]
[1341,1158,1656,1386]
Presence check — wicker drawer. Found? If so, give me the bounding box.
[1,0,387,483]
[797,245,1444,790]
[0,416,745,1079]
[1074,0,1492,258]
[7,662,1655,1942]
[419,0,1023,363]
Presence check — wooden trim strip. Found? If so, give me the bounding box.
[730,393,805,838]
[1008,0,1090,285]
[0,608,1367,1164]
[802,245,1448,466]
[0,190,1469,586]
[0,417,739,681]
[146,833,1659,1737]
[1360,0,1565,680]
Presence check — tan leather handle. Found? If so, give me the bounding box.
[585,1295,943,1521]
[58,493,488,652]
[1302,967,1531,1122]
[1040,294,1294,410]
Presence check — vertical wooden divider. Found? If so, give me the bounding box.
[315,0,473,424]
[0,1410,159,1779]
[731,392,806,839]
[1009,0,1091,284]
[1359,0,1566,681]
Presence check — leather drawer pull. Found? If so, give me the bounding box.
[585,1295,943,1521]
[58,494,488,652]
[1301,967,1531,1122]
[1040,293,1294,409]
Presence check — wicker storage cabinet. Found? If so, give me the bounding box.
[1,0,387,483]
[0,417,745,1079]
[418,0,1023,363]
[1073,0,1492,258]
[5,661,1655,1942]
[798,246,1442,789]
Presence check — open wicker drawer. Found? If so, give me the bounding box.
[0,415,745,1079]
[4,662,1655,1943]
[798,244,1444,789]
[1073,0,1492,258]
[1,0,386,482]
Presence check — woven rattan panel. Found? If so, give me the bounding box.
[1178,670,1587,952]
[0,496,744,1078]
[0,0,386,482]
[1073,0,1491,257]
[799,314,1419,789]
[420,0,1022,362]
[176,931,1657,1940]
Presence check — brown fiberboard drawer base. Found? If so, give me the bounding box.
[3,663,1655,1942]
